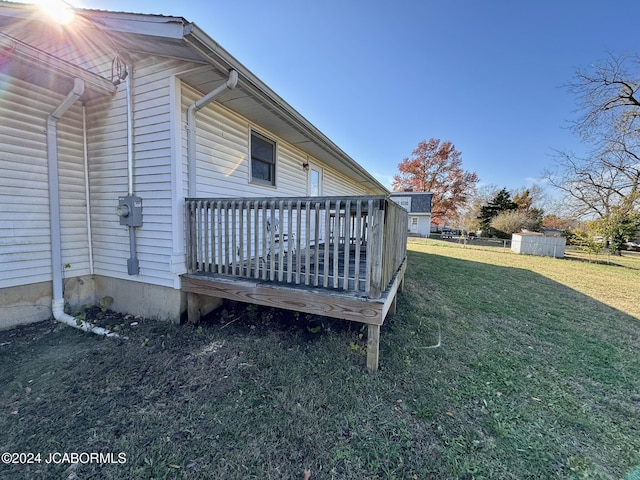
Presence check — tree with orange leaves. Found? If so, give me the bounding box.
[392,138,479,225]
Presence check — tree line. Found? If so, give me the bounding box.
[392,52,640,255]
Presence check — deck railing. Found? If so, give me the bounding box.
[185,195,407,299]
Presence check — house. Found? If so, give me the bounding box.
[0,2,407,371]
[389,192,432,237]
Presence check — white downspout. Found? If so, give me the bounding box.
[187,69,238,197]
[47,78,117,337]
[82,105,94,275]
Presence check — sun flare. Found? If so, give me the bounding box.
[35,0,75,25]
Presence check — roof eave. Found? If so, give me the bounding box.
[0,31,116,99]
[182,23,388,194]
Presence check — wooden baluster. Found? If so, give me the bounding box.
[231,200,237,276]
[354,200,362,292]
[269,201,276,281]
[343,200,351,290]
[277,200,285,282]
[286,200,294,283]
[333,199,341,288]
[216,201,223,274]
[312,202,319,286]
[323,199,331,288]
[305,201,312,286]
[295,200,302,284]
[196,200,203,272]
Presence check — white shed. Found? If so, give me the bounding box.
[511,232,566,258]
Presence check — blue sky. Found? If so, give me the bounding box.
[72,0,639,193]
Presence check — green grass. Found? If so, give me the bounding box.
[0,239,638,479]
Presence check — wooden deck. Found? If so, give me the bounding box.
[181,258,405,372]
[182,195,408,371]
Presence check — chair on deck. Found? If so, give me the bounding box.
[266,217,295,256]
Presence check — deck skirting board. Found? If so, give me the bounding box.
[182,274,384,324]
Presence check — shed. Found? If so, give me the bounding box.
[511,232,566,258]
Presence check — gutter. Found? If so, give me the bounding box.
[187,69,238,197]
[46,78,118,337]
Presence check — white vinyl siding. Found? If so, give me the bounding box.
[87,57,195,288]
[184,83,376,199]
[322,167,373,196]
[0,74,90,288]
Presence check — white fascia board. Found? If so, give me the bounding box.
[82,11,187,39]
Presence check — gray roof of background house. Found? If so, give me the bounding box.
[390,192,432,213]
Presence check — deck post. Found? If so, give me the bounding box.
[389,293,397,317]
[186,292,201,324]
[367,201,385,299]
[367,324,380,372]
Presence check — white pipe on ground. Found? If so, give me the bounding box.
[47,79,118,337]
[187,69,238,197]
[52,299,118,337]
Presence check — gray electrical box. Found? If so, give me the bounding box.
[117,195,143,227]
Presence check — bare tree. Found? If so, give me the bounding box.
[452,184,499,234]
[545,53,640,219]
[490,210,540,236]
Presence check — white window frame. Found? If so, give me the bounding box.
[307,162,323,196]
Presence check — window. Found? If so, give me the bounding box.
[251,131,276,186]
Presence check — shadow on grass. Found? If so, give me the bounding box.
[0,247,638,480]
[561,251,640,271]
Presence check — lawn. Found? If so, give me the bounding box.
[1,239,638,479]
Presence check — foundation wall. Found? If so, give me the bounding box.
[0,276,218,329]
[0,281,53,330]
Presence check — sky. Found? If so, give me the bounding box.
[66,0,640,193]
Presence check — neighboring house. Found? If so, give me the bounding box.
[0,2,407,371]
[389,192,432,237]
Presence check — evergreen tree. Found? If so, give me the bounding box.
[478,188,517,237]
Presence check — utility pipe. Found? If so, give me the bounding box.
[124,65,139,275]
[126,66,134,196]
[47,78,117,337]
[187,69,238,197]
[82,105,94,275]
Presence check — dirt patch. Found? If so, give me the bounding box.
[0,302,371,479]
